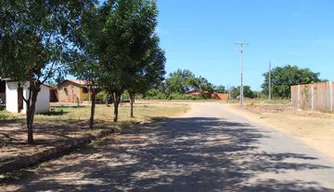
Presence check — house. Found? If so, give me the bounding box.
[55,80,91,103]
[5,81,50,114]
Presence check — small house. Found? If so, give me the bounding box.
[5,81,50,114]
[55,80,90,103]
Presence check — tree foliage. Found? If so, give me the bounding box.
[215,85,226,93]
[230,86,255,99]
[68,3,106,128]
[127,36,166,117]
[165,69,215,95]
[0,0,94,143]
[261,65,324,98]
[98,0,160,122]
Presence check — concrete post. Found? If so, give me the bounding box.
[297,85,300,108]
[311,84,315,110]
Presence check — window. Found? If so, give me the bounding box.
[82,87,89,93]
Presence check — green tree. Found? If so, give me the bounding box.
[0,0,93,144]
[230,86,255,99]
[165,69,197,95]
[197,76,215,94]
[164,69,216,96]
[262,65,323,98]
[127,38,166,118]
[215,85,226,93]
[100,0,159,122]
[69,3,108,128]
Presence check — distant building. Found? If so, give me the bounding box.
[55,80,91,103]
[5,81,50,114]
[185,91,229,100]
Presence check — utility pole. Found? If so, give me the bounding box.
[269,61,272,100]
[235,42,249,107]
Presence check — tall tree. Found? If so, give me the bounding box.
[215,85,226,93]
[262,65,323,98]
[0,0,94,144]
[127,37,166,118]
[230,86,255,99]
[100,0,159,122]
[69,3,107,129]
[165,69,197,95]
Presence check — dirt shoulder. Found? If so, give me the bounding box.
[223,103,334,158]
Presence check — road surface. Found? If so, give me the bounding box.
[2,103,334,192]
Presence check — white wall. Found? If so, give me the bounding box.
[6,81,20,113]
[6,81,49,114]
[35,85,50,113]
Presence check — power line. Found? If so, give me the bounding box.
[235,42,249,107]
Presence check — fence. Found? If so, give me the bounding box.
[291,82,334,112]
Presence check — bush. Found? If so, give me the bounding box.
[96,91,108,102]
[121,90,130,101]
[144,89,167,100]
[142,89,213,100]
[167,93,208,100]
[167,93,188,100]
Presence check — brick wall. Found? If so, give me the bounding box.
[56,81,82,103]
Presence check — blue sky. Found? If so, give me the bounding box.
[156,0,334,90]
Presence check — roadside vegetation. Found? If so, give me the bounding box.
[140,69,229,100]
[0,0,328,151]
[0,0,166,144]
[0,102,189,162]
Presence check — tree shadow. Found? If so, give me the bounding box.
[0,118,117,165]
[5,117,334,191]
[51,105,86,109]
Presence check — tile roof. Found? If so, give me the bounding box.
[67,80,89,86]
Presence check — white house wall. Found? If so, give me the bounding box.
[35,85,50,113]
[6,81,49,114]
[5,82,20,113]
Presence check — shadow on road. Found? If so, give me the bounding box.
[11,117,334,192]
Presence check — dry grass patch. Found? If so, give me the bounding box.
[0,101,189,165]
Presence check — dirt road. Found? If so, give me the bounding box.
[2,102,334,191]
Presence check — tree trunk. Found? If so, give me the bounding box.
[26,85,40,144]
[89,87,96,129]
[129,92,135,118]
[113,90,122,122]
[105,93,109,107]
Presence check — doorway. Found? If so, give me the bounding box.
[18,87,23,113]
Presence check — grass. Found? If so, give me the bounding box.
[0,101,189,125]
[0,101,189,175]
[223,98,291,105]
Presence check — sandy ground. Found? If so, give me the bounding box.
[0,102,189,164]
[2,102,334,191]
[224,103,334,158]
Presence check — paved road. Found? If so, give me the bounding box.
[2,103,334,192]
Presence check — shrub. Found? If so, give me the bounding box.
[144,89,167,100]
[96,91,108,102]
